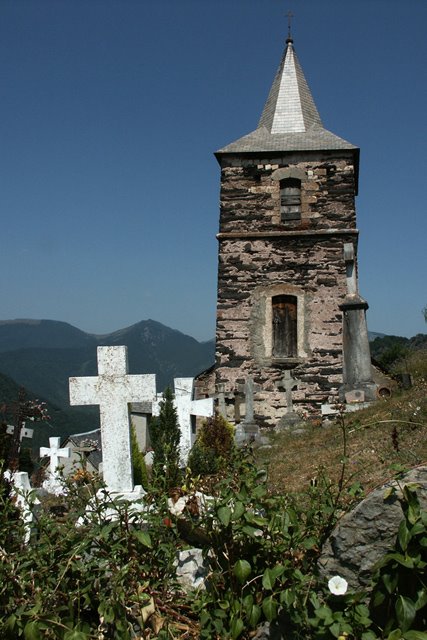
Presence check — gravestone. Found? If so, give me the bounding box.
[40,437,70,478]
[276,370,300,428]
[153,378,214,466]
[175,548,208,592]
[236,376,261,442]
[69,346,156,494]
[40,436,71,495]
[216,383,235,421]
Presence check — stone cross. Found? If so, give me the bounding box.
[152,377,214,466]
[40,437,71,478]
[216,384,234,419]
[343,242,357,296]
[236,376,261,441]
[69,346,156,493]
[277,370,298,414]
[243,376,255,423]
[237,376,261,424]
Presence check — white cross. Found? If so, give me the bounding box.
[40,436,71,477]
[152,378,214,466]
[69,346,156,493]
[6,423,34,442]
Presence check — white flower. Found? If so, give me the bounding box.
[328,575,348,595]
[167,496,188,517]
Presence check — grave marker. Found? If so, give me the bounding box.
[343,242,358,296]
[40,437,71,478]
[69,346,156,493]
[237,376,261,441]
[216,384,234,420]
[276,370,300,427]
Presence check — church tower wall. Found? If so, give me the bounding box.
[208,32,375,429]
[215,152,359,425]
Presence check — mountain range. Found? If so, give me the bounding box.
[2,318,422,452]
[0,318,215,448]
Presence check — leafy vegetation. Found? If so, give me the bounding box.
[1,343,427,638]
[3,422,427,639]
[188,413,234,476]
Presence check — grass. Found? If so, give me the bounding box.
[256,352,427,502]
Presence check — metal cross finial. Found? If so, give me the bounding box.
[286,10,294,41]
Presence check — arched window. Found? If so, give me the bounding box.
[280,178,301,222]
[272,295,297,358]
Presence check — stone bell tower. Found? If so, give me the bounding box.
[213,31,376,428]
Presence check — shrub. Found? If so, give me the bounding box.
[0,478,189,639]
[188,413,234,476]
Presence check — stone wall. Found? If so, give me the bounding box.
[218,155,357,234]
[215,152,359,426]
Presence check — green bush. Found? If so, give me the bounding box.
[188,413,234,476]
[3,421,427,639]
[0,480,185,639]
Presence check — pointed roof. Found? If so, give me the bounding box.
[216,37,357,156]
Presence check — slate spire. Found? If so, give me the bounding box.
[216,35,357,155]
[258,37,323,134]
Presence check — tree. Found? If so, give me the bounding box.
[423,305,427,323]
[149,387,181,489]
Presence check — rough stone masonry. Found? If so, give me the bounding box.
[206,32,375,427]
[214,157,360,426]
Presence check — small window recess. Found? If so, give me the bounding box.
[272,295,298,359]
[280,178,301,222]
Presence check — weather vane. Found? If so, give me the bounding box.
[286,10,294,40]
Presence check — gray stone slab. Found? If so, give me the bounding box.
[319,466,427,590]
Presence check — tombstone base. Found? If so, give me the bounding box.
[42,473,68,497]
[234,423,246,445]
[77,485,148,526]
[113,484,146,503]
[321,399,375,425]
[339,381,378,404]
[235,421,260,445]
[277,412,303,431]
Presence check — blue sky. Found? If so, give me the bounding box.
[1,0,426,341]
